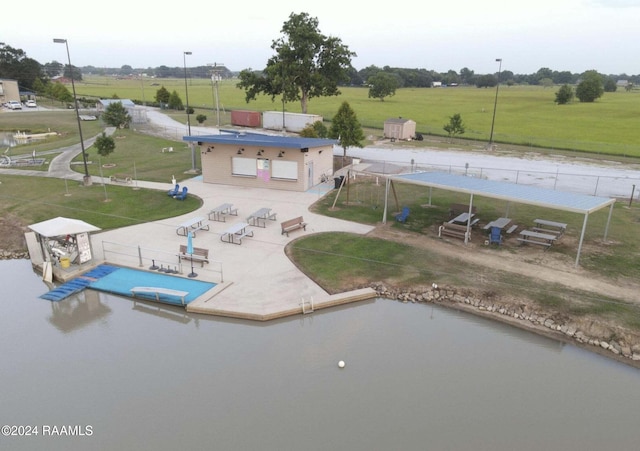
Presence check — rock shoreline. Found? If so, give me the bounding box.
[0,250,29,260]
[371,282,640,368]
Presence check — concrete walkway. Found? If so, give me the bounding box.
[93,178,376,320]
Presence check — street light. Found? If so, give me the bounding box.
[183,51,197,173]
[488,58,502,151]
[53,38,91,186]
[183,51,192,136]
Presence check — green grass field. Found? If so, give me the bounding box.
[71,75,640,157]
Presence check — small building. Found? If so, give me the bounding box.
[384,117,417,140]
[25,217,102,283]
[0,78,20,104]
[184,132,335,192]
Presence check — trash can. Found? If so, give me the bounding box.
[334,175,344,189]
[60,257,70,268]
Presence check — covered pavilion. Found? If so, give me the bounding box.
[382,171,617,267]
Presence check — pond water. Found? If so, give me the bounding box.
[1,259,639,451]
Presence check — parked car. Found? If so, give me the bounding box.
[8,101,22,110]
[26,100,37,108]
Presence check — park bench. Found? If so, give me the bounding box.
[178,244,210,266]
[281,216,307,236]
[438,222,471,241]
[110,174,132,184]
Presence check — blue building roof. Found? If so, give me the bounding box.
[184,131,337,150]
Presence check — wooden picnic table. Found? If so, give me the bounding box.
[220,222,254,245]
[207,203,238,222]
[176,216,208,237]
[247,207,277,228]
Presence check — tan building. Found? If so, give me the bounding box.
[384,117,417,140]
[0,79,20,104]
[184,133,335,192]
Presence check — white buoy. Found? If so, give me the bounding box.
[338,360,345,368]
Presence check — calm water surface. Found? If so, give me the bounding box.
[2,259,639,451]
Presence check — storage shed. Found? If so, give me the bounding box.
[384,117,417,140]
[184,132,335,192]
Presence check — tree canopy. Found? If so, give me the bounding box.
[443,113,465,140]
[102,102,132,128]
[555,84,574,105]
[236,12,356,114]
[576,71,604,102]
[367,72,399,101]
[329,101,364,160]
[94,132,116,157]
[0,42,47,90]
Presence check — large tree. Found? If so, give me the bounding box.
[102,102,132,128]
[576,71,604,102]
[0,42,46,90]
[329,101,364,162]
[367,71,399,101]
[236,12,356,114]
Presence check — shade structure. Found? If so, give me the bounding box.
[28,217,101,237]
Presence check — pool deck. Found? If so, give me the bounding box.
[91,177,378,321]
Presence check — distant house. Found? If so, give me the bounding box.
[384,117,417,141]
[616,80,629,87]
[432,81,443,88]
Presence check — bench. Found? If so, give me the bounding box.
[506,224,518,234]
[110,174,132,184]
[449,203,477,218]
[281,216,307,236]
[130,286,189,305]
[438,222,471,241]
[178,244,209,266]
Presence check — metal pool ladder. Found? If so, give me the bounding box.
[301,297,315,314]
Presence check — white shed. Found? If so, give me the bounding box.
[383,117,417,140]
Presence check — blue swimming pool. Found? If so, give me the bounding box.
[89,266,216,305]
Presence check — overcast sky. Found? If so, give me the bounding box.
[6,0,640,75]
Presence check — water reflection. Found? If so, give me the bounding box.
[2,259,639,451]
[48,290,112,333]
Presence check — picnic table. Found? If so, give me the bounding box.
[207,203,238,222]
[449,212,479,227]
[176,216,209,237]
[518,230,558,249]
[533,219,567,236]
[247,207,277,228]
[220,222,254,245]
[483,217,512,230]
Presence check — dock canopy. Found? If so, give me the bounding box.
[28,217,101,237]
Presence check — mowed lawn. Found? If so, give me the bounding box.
[72,76,640,157]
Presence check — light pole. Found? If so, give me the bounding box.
[183,51,197,172]
[183,51,192,136]
[53,38,92,186]
[488,58,502,151]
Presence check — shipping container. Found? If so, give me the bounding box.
[262,111,323,133]
[231,110,261,127]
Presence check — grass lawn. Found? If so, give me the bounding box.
[71,76,640,157]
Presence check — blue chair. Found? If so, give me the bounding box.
[489,226,502,245]
[395,207,410,223]
[167,184,179,197]
[175,186,188,200]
